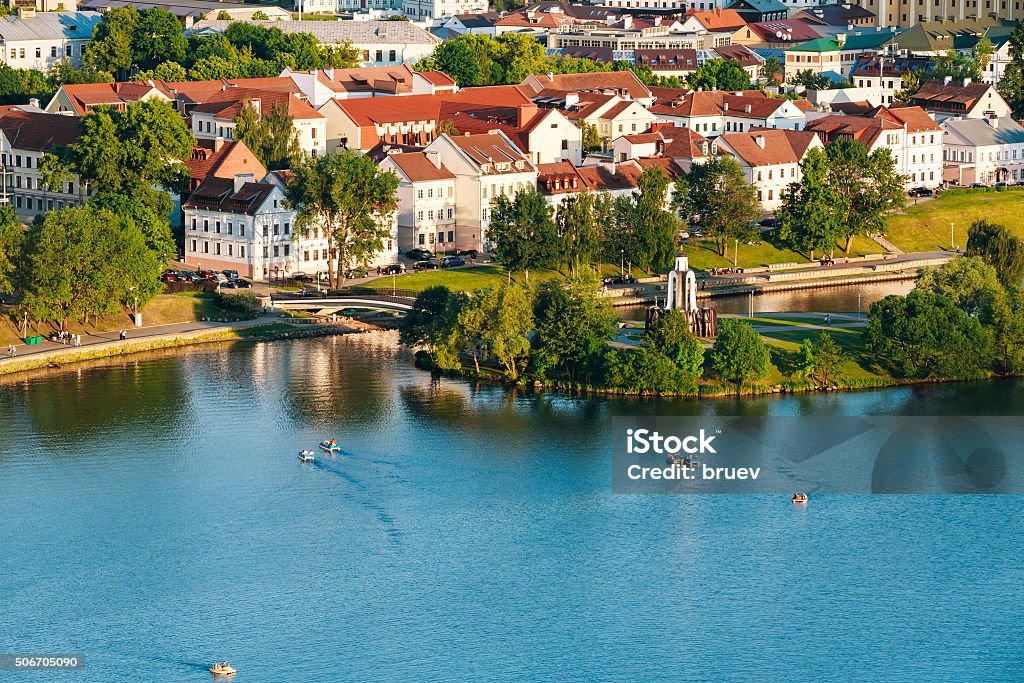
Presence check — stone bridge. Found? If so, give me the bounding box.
[270,290,417,314]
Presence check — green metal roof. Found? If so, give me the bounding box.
[788,31,896,53]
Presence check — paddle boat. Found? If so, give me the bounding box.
[320,440,341,452]
[297,450,316,462]
[210,662,236,677]
[792,493,808,504]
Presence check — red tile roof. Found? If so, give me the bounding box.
[182,177,275,215]
[523,71,651,101]
[335,86,532,128]
[53,81,172,115]
[718,129,819,166]
[387,151,455,182]
[870,104,940,132]
[742,19,822,44]
[537,160,587,195]
[448,132,533,174]
[804,114,901,147]
[317,65,417,95]
[191,89,324,120]
[685,7,746,32]
[649,89,789,119]
[0,107,81,151]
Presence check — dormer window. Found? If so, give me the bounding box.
[497,163,509,171]
[515,160,524,169]
[481,163,491,173]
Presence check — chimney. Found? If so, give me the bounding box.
[214,136,226,152]
[836,33,846,46]
[962,77,972,87]
[234,173,254,193]
[754,135,766,149]
[745,104,752,113]
[723,102,729,111]
[17,6,35,18]
[943,76,953,86]
[623,15,632,29]
[987,115,999,128]
[427,150,442,168]
[565,92,580,108]
[517,103,537,128]
[324,67,334,80]
[28,97,39,109]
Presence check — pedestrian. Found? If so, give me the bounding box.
[75,334,81,347]
[6,344,14,358]
[825,313,831,327]
[119,329,126,341]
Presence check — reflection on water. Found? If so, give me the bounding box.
[0,335,1022,681]
[620,279,916,318]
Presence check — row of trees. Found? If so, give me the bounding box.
[0,99,195,330]
[415,32,753,92]
[777,141,906,259]
[488,166,679,278]
[400,273,783,394]
[867,222,1024,379]
[82,9,360,83]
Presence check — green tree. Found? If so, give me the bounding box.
[235,99,302,171]
[133,8,187,71]
[49,60,113,85]
[532,272,617,382]
[711,318,771,393]
[686,59,751,91]
[643,309,704,376]
[483,282,534,379]
[493,33,545,84]
[866,290,992,379]
[0,206,22,294]
[916,256,1007,325]
[420,34,495,86]
[216,10,231,20]
[578,120,601,153]
[400,284,454,362]
[622,166,678,273]
[796,331,844,387]
[966,219,1024,288]
[133,60,188,83]
[825,140,906,253]
[760,56,784,83]
[252,10,270,20]
[284,151,399,289]
[602,346,698,394]
[555,192,601,276]
[777,147,844,260]
[83,6,139,78]
[998,24,1024,117]
[674,155,758,259]
[21,207,161,330]
[40,99,192,257]
[0,64,53,104]
[489,188,557,278]
[435,119,459,137]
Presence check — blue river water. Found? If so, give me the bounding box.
[1,334,1022,681]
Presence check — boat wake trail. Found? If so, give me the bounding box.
[311,457,402,544]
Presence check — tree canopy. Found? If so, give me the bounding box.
[777,147,844,260]
[686,59,751,91]
[489,188,558,277]
[674,155,759,259]
[234,100,302,171]
[711,318,771,391]
[284,151,399,289]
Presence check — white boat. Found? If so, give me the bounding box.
[297,451,315,462]
[210,663,236,676]
[320,441,341,452]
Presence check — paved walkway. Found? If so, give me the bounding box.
[868,234,904,254]
[1,318,263,362]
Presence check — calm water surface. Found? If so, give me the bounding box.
[1,334,1022,681]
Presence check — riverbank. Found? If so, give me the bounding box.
[0,317,385,380]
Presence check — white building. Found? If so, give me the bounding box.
[0,9,102,71]
[421,131,538,252]
[942,116,1024,186]
[0,106,90,223]
[191,19,441,67]
[714,129,823,210]
[378,151,459,252]
[182,171,398,280]
[401,0,487,21]
[648,89,808,138]
[191,91,328,157]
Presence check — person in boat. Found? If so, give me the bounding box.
[330,439,336,447]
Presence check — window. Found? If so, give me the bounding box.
[35,48,41,59]
[228,244,233,257]
[240,224,245,236]
[389,50,396,62]
[428,210,434,221]
[375,50,383,62]
[51,46,57,58]
[284,245,290,257]
[273,223,280,235]
[203,241,209,253]
[437,231,443,243]
[192,219,197,231]
[418,233,425,245]
[311,128,317,139]
[204,220,209,232]
[273,245,280,257]
[65,45,72,57]
[263,225,268,237]
[417,211,424,221]
[448,230,454,243]
[191,239,197,252]
[447,208,453,219]
[227,222,233,235]
[284,222,290,234]
[428,188,434,198]
[216,221,221,233]
[263,246,268,258]
[304,251,310,262]
[215,243,221,256]
[67,182,73,194]
[418,189,424,199]
[240,246,246,258]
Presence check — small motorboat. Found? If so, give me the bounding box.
[210,662,236,677]
[792,493,808,504]
[297,450,315,462]
[320,441,341,452]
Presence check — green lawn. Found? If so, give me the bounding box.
[885,190,1024,253]
[364,263,652,293]
[683,234,876,272]
[747,313,887,381]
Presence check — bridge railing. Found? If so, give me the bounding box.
[271,287,419,304]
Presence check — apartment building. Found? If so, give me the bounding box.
[714,129,823,210]
[942,116,1024,185]
[0,9,101,71]
[378,151,459,252]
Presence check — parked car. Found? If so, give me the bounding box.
[196,269,221,281]
[406,248,433,260]
[160,269,180,283]
[440,255,465,268]
[413,260,438,271]
[178,271,201,282]
[291,272,314,282]
[969,182,987,189]
[678,231,690,240]
[908,187,934,197]
[381,264,404,275]
[345,266,368,279]
[219,279,238,289]
[453,248,478,258]
[759,217,778,228]
[222,269,239,280]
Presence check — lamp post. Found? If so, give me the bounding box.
[749,290,753,318]
[620,248,624,277]
[734,238,738,268]
[129,286,141,327]
[858,292,862,320]
[392,270,396,296]
[951,222,955,251]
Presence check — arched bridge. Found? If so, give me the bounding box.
[271,290,417,314]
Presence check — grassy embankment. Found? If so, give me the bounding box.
[0,292,243,346]
[885,189,1024,253]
